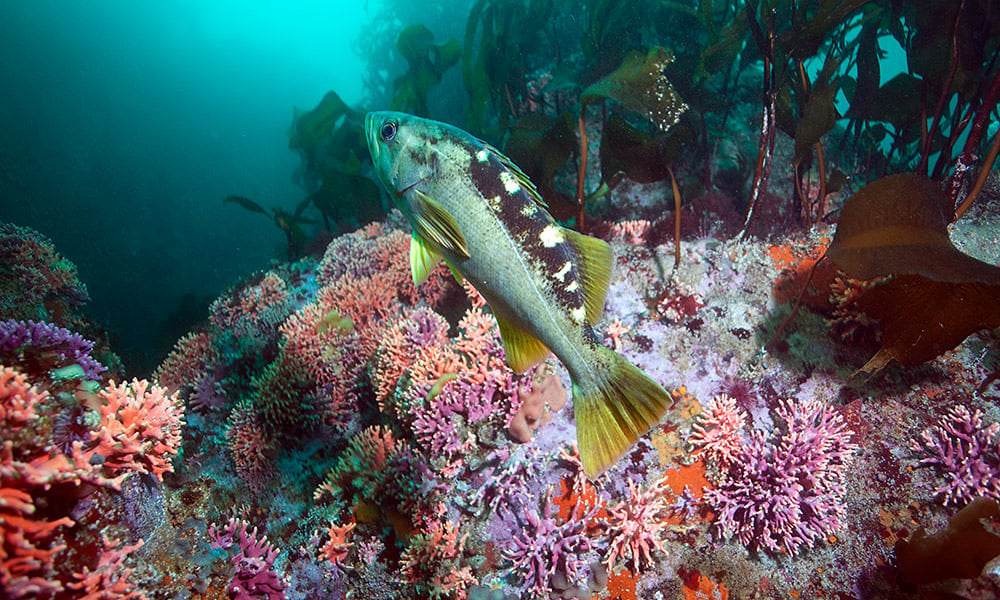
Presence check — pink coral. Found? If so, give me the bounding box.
[0,451,74,597]
[208,517,286,600]
[67,536,146,600]
[399,520,475,598]
[153,331,212,394]
[698,397,858,555]
[88,379,185,482]
[318,521,355,568]
[690,393,746,465]
[601,476,670,573]
[225,399,275,487]
[0,366,44,429]
[911,404,1000,507]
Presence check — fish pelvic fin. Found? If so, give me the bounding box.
[574,346,672,478]
[495,313,551,373]
[412,189,470,258]
[563,229,612,325]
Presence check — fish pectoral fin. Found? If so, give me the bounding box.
[563,229,612,325]
[574,345,672,478]
[443,258,464,284]
[494,314,551,373]
[410,233,443,286]
[413,189,470,258]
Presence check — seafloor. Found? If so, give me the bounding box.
[2,144,999,599]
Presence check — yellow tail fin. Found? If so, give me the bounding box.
[574,346,672,478]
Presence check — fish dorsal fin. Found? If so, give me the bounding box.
[409,233,442,286]
[563,229,612,325]
[485,143,547,209]
[412,189,471,258]
[494,313,551,373]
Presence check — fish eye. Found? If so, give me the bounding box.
[380,120,398,142]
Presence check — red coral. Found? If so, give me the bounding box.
[67,536,146,600]
[88,379,185,482]
[0,452,74,598]
[317,521,355,568]
[0,366,44,429]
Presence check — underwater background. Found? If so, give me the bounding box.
[1,0,1000,599]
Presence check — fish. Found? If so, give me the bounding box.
[364,110,671,477]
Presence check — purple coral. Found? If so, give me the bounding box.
[500,486,600,596]
[0,319,106,379]
[911,404,1000,507]
[208,517,286,600]
[696,397,858,555]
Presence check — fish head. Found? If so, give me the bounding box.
[365,111,439,200]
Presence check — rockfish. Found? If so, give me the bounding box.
[365,111,671,477]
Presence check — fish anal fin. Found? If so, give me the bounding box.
[495,314,551,373]
[410,233,443,286]
[574,346,672,477]
[563,229,612,325]
[413,189,470,258]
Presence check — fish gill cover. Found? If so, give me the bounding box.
[1,0,1000,598]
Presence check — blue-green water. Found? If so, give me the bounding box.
[0,1,386,371]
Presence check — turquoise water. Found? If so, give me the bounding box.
[0,1,379,371]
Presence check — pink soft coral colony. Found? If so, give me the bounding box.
[4,195,1000,598]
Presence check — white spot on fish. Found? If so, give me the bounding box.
[566,280,579,292]
[500,171,520,194]
[540,224,565,248]
[488,195,503,211]
[476,149,490,163]
[554,261,572,282]
[570,306,587,323]
[520,202,537,217]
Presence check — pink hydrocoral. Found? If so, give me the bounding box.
[153,331,212,394]
[601,476,670,573]
[209,271,292,340]
[0,223,89,322]
[317,521,355,569]
[88,379,185,482]
[695,397,858,555]
[911,404,1000,507]
[502,486,600,597]
[690,393,746,465]
[399,520,475,599]
[0,447,74,598]
[0,366,44,429]
[225,399,275,488]
[208,517,286,600]
[67,536,146,600]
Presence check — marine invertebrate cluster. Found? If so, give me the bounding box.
[88,378,185,482]
[208,517,286,600]
[1,358,182,598]
[0,223,89,323]
[399,519,475,598]
[911,404,1000,507]
[600,476,671,574]
[500,486,602,597]
[693,396,858,555]
[0,319,107,380]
